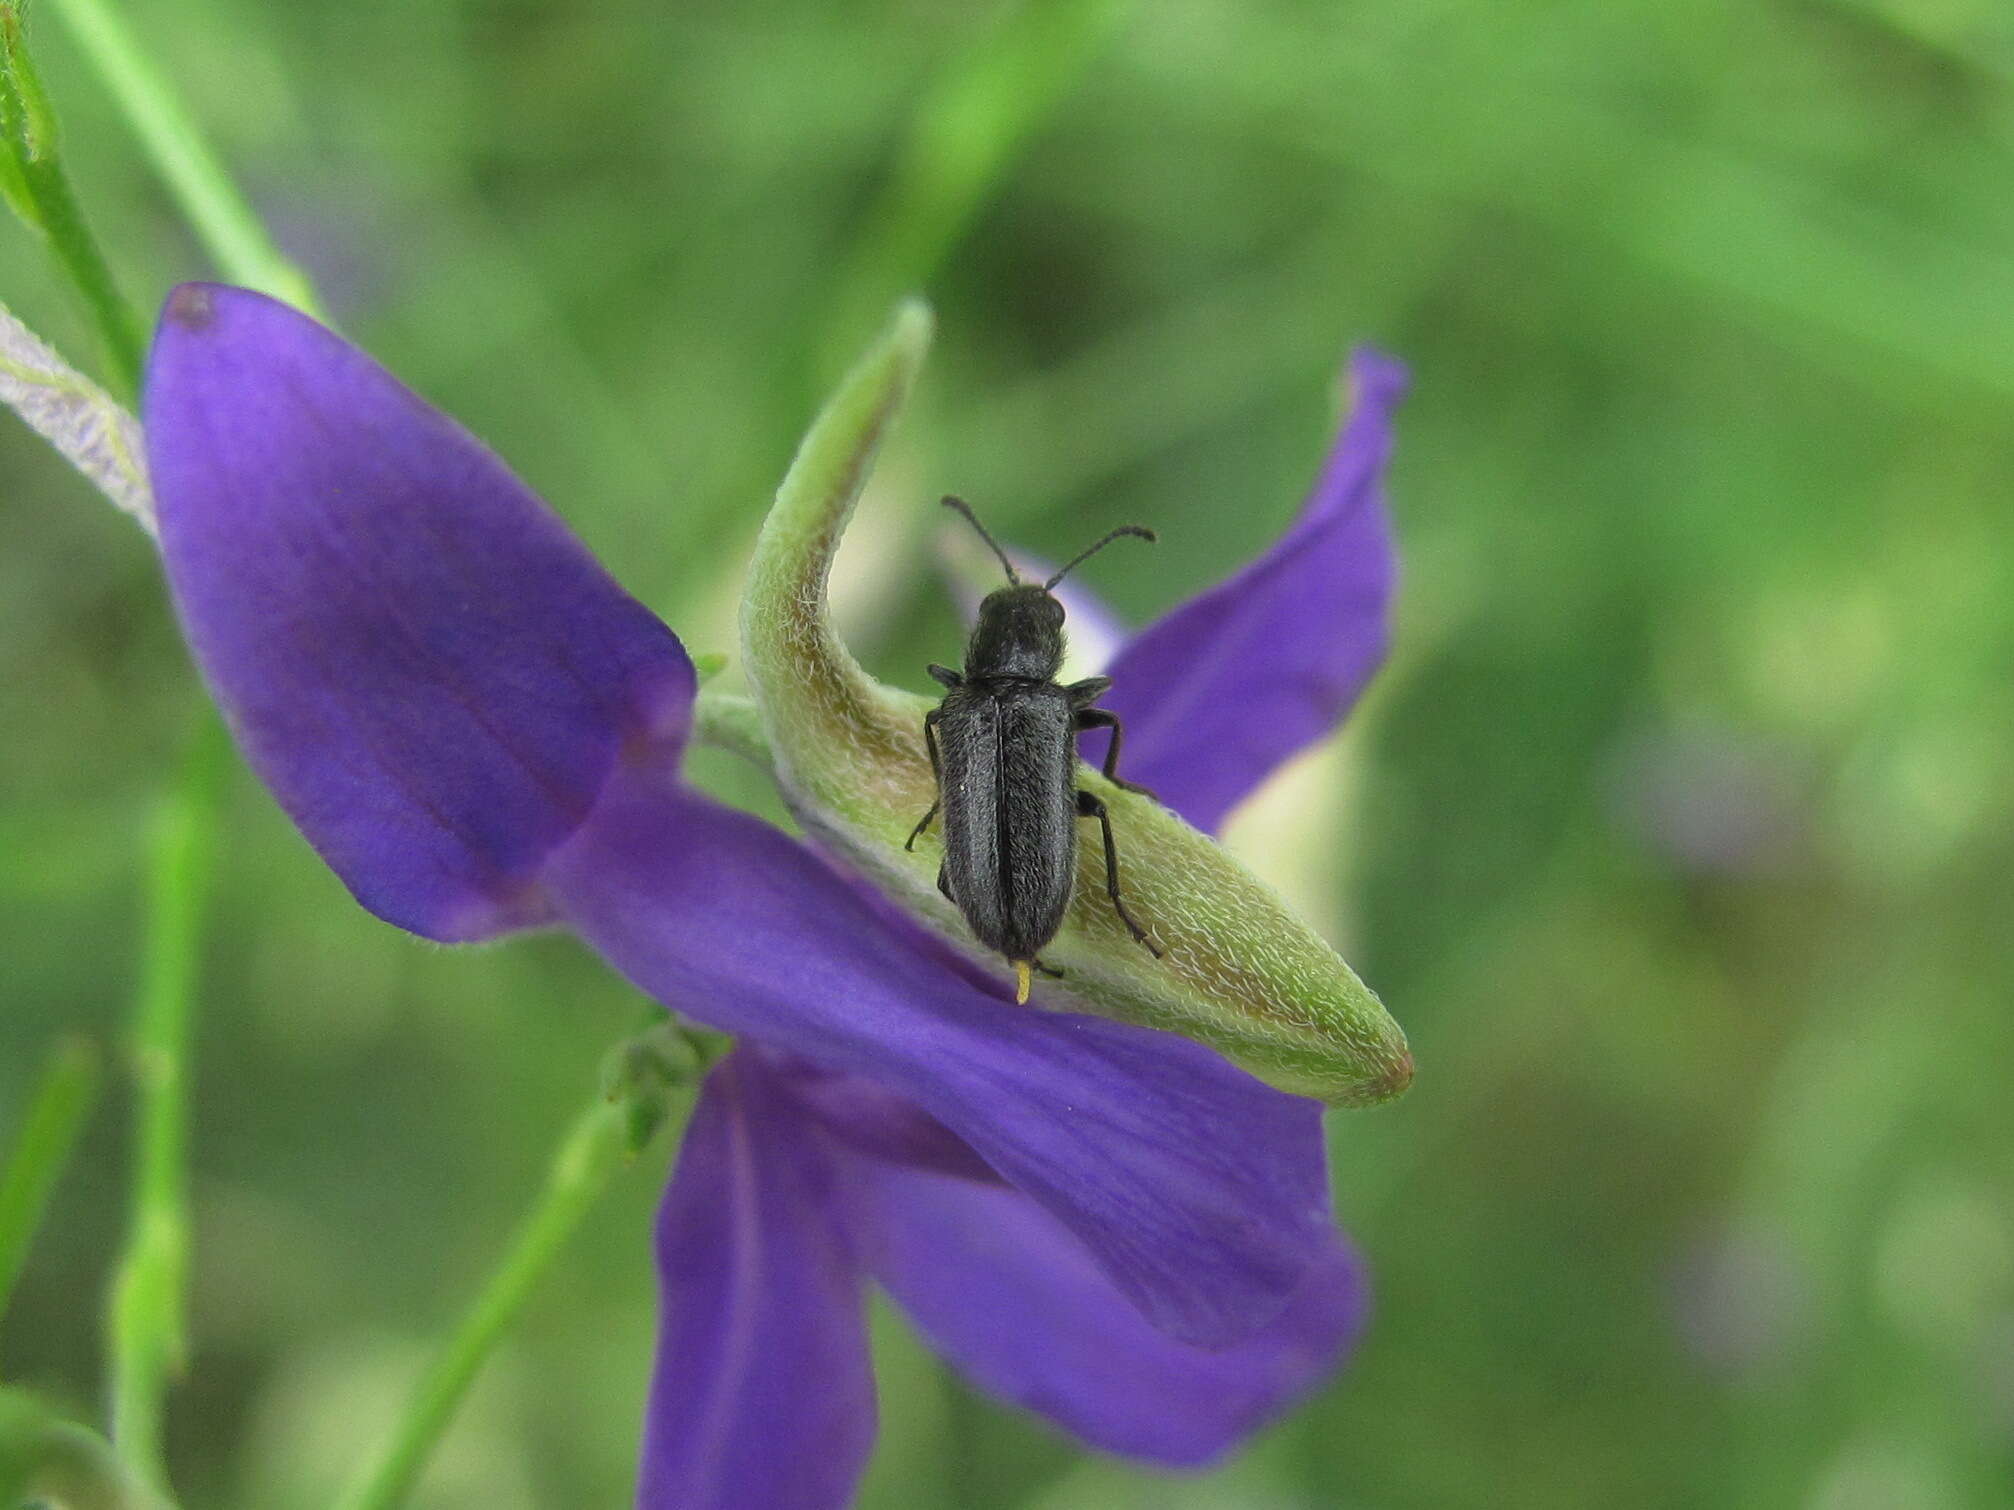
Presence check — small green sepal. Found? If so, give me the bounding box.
[600,1017,731,1156]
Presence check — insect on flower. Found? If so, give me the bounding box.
[57,282,1415,1508]
[906,496,1163,1003]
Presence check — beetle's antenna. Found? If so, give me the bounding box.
[1045,525,1157,589]
[941,495,1020,585]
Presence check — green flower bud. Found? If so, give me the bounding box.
[723,302,1411,1106]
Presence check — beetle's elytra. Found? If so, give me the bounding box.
[906,496,1164,1002]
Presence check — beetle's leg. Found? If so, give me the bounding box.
[1072,708,1156,797]
[927,663,963,688]
[1031,957,1065,978]
[935,861,955,904]
[904,801,940,851]
[1064,675,1111,709]
[904,709,946,851]
[1075,789,1164,957]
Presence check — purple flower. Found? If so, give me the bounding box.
[143,284,1405,1507]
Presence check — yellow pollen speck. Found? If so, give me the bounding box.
[1014,961,1031,1004]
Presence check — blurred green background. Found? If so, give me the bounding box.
[4,0,2013,1505]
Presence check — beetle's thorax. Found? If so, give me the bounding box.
[964,585,1066,680]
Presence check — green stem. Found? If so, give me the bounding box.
[40,0,321,314]
[0,1036,101,1331]
[0,5,144,398]
[104,718,226,1498]
[692,686,774,768]
[333,1085,678,1510]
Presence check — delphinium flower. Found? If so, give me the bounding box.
[141,282,1408,1507]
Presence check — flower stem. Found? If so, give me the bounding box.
[692,686,773,767]
[39,0,321,315]
[104,719,225,1498]
[333,1032,700,1510]
[0,4,143,399]
[0,1036,101,1332]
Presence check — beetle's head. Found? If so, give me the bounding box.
[968,585,1067,678]
[937,495,1155,680]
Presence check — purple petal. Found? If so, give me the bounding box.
[842,1154,1366,1466]
[145,284,692,941]
[542,768,1334,1347]
[639,1051,874,1510]
[768,1055,1002,1184]
[1087,350,1406,833]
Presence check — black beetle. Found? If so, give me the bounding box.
[906,495,1165,1003]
